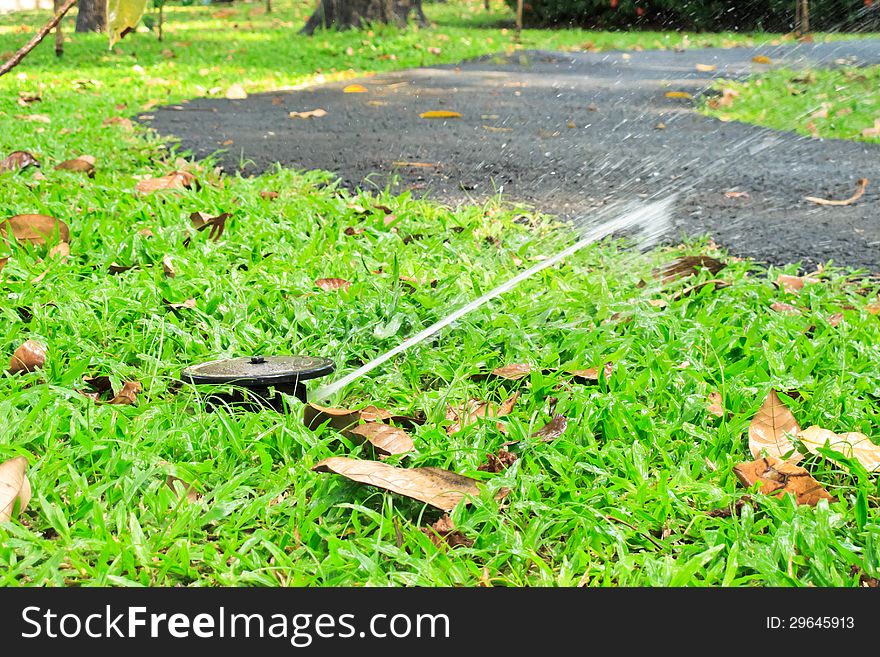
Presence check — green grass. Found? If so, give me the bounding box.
[703,65,880,143]
[1,0,880,587]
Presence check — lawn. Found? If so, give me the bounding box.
[1,0,879,587]
[704,65,880,144]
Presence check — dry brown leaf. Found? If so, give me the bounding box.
[569,361,614,383]
[136,171,196,194]
[225,84,248,100]
[1,214,70,246]
[289,108,327,119]
[162,255,175,278]
[48,242,70,260]
[8,339,46,374]
[163,298,196,310]
[672,279,729,301]
[55,155,96,177]
[695,63,717,72]
[0,150,39,174]
[664,91,692,99]
[103,116,134,130]
[349,423,414,456]
[805,178,868,206]
[313,457,492,511]
[752,55,772,64]
[446,393,518,435]
[724,190,749,199]
[108,381,142,406]
[776,273,819,293]
[477,449,518,473]
[343,84,368,93]
[260,191,279,200]
[420,110,462,119]
[770,302,802,315]
[304,403,366,432]
[315,277,351,291]
[165,475,201,503]
[748,390,802,462]
[17,113,50,123]
[529,414,568,442]
[0,456,31,522]
[733,456,832,506]
[187,211,230,243]
[422,514,473,549]
[799,426,880,473]
[392,161,438,168]
[827,312,844,327]
[654,255,725,284]
[490,363,531,381]
[707,391,725,418]
[862,120,880,139]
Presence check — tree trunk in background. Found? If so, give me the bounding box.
[75,0,106,33]
[301,0,425,34]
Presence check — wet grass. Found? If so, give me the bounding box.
[1,0,879,587]
[703,65,880,144]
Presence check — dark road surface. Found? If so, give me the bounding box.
[144,40,880,270]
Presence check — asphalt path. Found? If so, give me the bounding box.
[143,39,880,269]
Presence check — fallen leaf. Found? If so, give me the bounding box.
[315,277,351,291]
[672,279,729,301]
[770,301,802,315]
[17,91,41,106]
[446,393,518,435]
[0,456,31,522]
[0,150,39,173]
[568,362,614,383]
[8,339,46,374]
[861,120,880,138]
[707,391,724,418]
[16,113,50,123]
[343,84,368,93]
[749,390,802,462]
[55,155,96,177]
[225,84,248,99]
[314,457,496,511]
[490,363,531,381]
[654,255,725,283]
[706,496,752,517]
[827,312,844,327]
[531,414,568,442]
[108,381,142,405]
[188,211,229,242]
[136,171,196,194]
[799,426,880,473]
[1,214,70,246]
[776,273,819,293]
[392,161,438,168]
[752,55,772,64]
[260,191,279,200]
[163,298,196,310]
[103,116,134,130]
[289,108,328,119]
[349,423,414,456]
[724,190,749,199]
[420,110,462,119]
[422,514,473,548]
[165,475,201,502]
[109,262,137,274]
[695,63,717,72]
[733,456,831,506]
[477,449,518,473]
[805,178,868,206]
[162,254,175,278]
[664,91,692,99]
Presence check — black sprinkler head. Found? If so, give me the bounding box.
[180,355,335,411]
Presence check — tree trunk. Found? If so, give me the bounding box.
[301,0,423,34]
[75,0,106,33]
